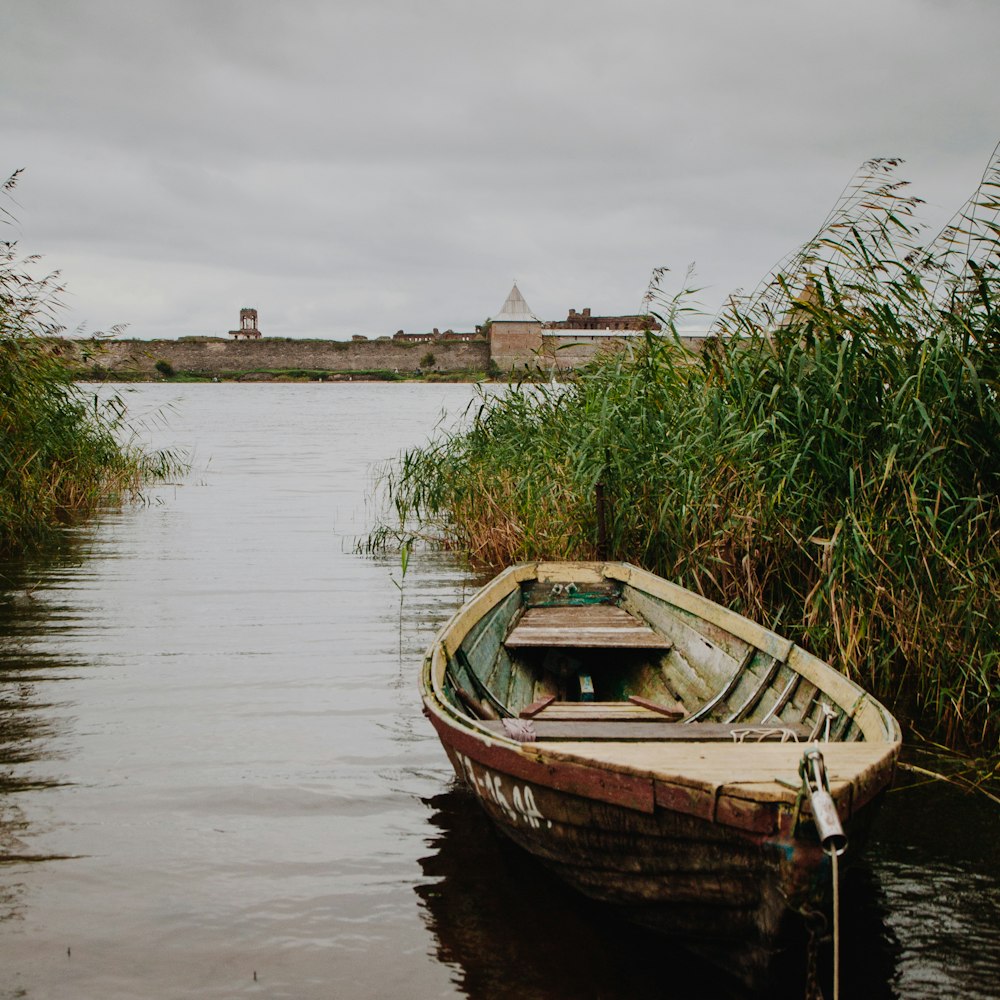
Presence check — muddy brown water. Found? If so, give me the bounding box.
[1,383,997,999]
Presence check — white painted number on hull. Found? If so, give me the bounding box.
[455,753,552,829]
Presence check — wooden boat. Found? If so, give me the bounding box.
[421,562,901,989]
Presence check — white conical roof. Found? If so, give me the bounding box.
[495,283,539,322]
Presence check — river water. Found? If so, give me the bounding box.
[0,383,997,1000]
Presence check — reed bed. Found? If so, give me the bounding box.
[1,172,181,557]
[370,152,1000,754]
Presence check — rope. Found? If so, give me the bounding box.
[801,908,826,1000]
[797,748,846,1000]
[803,854,841,1000]
[730,726,800,743]
[831,850,840,1000]
[808,701,837,742]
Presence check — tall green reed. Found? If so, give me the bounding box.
[369,150,999,753]
[1,171,182,557]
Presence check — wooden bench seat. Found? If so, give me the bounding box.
[504,605,671,650]
[482,718,812,743]
[520,697,685,722]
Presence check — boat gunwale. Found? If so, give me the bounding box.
[422,561,901,826]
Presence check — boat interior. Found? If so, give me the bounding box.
[442,574,893,745]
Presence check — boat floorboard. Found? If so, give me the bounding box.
[504,605,672,649]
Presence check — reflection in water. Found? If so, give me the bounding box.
[1,555,88,936]
[0,555,80,796]
[417,786,712,1000]
[417,786,904,1000]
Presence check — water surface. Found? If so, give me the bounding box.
[0,383,997,999]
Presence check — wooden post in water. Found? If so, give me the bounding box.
[596,449,614,560]
[596,480,609,560]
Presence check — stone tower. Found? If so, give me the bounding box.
[488,283,542,370]
[229,307,261,339]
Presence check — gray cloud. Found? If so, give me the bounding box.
[3,0,998,338]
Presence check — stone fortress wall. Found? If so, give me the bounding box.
[57,335,491,377]
[53,288,708,379]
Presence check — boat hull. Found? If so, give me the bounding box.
[420,562,900,990]
[428,706,877,988]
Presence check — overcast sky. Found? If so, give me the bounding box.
[2,0,998,339]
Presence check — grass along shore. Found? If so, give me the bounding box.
[370,153,1000,760]
[0,173,182,558]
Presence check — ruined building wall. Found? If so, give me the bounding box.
[548,308,662,332]
[536,333,710,370]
